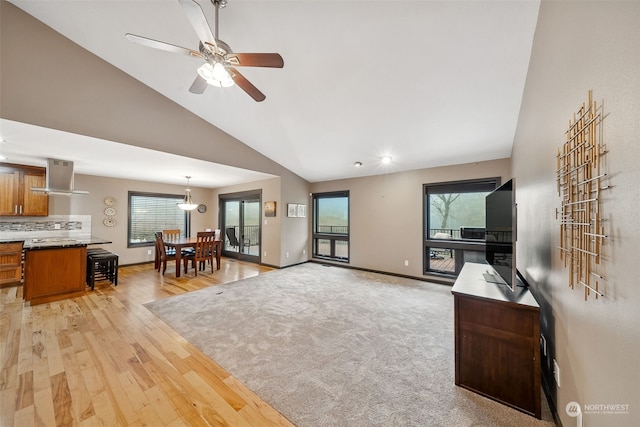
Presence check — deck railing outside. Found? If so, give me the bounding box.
[224,225,260,256]
[429,228,460,239]
[317,225,348,234]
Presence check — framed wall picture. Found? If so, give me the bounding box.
[264,201,276,217]
[297,204,307,218]
[287,203,298,217]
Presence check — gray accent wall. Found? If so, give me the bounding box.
[0,1,285,177]
[310,159,511,280]
[54,174,222,265]
[513,1,640,426]
[0,0,310,269]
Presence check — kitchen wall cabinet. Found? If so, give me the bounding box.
[0,163,49,216]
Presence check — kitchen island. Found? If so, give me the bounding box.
[19,236,113,305]
[24,242,87,305]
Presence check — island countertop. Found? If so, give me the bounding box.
[3,236,114,250]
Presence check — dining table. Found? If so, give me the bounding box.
[163,237,221,278]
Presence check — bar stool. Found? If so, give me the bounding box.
[87,247,109,283]
[87,250,119,290]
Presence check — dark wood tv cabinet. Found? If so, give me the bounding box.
[452,262,541,419]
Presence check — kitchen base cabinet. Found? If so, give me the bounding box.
[0,241,24,287]
[24,246,87,305]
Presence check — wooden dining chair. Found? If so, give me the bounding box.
[183,231,216,276]
[155,233,185,275]
[154,231,162,270]
[162,229,181,241]
[154,231,177,270]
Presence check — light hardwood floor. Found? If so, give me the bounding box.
[0,258,295,427]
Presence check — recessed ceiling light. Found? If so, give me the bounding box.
[381,156,392,164]
[354,161,363,167]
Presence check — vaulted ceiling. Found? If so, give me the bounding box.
[1,0,540,187]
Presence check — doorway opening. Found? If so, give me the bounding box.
[220,190,261,263]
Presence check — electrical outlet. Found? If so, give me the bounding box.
[404,260,409,266]
[264,251,267,257]
[553,359,561,387]
[54,223,61,230]
[147,249,152,255]
[286,252,289,258]
[303,249,306,255]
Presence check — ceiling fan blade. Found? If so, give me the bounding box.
[125,33,203,58]
[178,0,216,46]
[229,67,266,102]
[227,53,284,68]
[189,75,208,94]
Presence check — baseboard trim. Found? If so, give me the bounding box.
[123,259,454,287]
[307,259,454,286]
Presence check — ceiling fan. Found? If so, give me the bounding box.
[125,0,284,102]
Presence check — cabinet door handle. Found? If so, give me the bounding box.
[15,205,19,214]
[20,205,23,214]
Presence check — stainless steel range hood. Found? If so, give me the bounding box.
[31,158,89,195]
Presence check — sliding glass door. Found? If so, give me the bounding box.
[220,190,261,263]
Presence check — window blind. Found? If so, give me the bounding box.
[128,192,187,247]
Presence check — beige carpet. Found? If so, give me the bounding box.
[145,262,555,427]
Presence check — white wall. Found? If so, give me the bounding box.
[513,1,640,426]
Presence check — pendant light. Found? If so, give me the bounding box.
[177,176,198,210]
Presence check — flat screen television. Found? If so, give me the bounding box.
[484,178,517,292]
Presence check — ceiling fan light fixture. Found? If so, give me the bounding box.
[197,62,235,88]
[212,62,229,80]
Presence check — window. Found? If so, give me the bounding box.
[128,192,189,248]
[424,178,499,276]
[312,191,349,262]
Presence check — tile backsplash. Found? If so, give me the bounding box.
[0,215,92,240]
